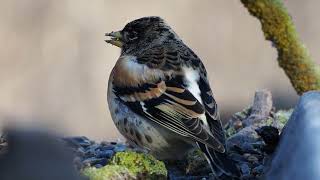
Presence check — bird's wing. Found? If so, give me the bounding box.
[113,78,225,152]
[198,74,226,144]
[111,45,225,152]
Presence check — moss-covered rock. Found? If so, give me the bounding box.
[225,107,251,138]
[185,149,210,175]
[82,151,167,180]
[110,151,167,180]
[83,165,135,180]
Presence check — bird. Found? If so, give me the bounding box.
[105,16,239,178]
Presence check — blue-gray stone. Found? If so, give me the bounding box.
[98,145,115,151]
[229,153,247,163]
[265,91,320,180]
[63,136,91,148]
[97,150,114,158]
[114,144,127,152]
[240,142,255,153]
[240,163,251,176]
[226,126,259,150]
[252,165,264,175]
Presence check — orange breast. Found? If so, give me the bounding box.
[112,55,173,87]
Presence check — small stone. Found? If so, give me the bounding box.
[233,120,243,130]
[114,144,127,152]
[94,164,103,168]
[241,142,255,153]
[98,145,115,151]
[63,136,92,148]
[240,163,251,176]
[251,141,265,148]
[252,165,264,175]
[97,158,108,166]
[110,141,117,145]
[97,150,114,158]
[229,153,247,163]
[243,153,251,159]
[84,144,100,157]
[100,141,110,146]
[226,126,260,150]
[82,157,100,166]
[247,155,259,163]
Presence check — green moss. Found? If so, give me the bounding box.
[110,151,167,180]
[82,165,135,180]
[241,0,320,94]
[234,107,251,120]
[264,117,274,126]
[225,126,237,138]
[225,107,251,138]
[275,109,293,128]
[186,149,210,175]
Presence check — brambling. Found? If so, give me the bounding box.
[106,16,239,178]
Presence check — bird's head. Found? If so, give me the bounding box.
[105,16,178,54]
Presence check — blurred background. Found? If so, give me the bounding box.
[0,0,319,140]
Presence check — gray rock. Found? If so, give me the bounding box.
[240,163,251,176]
[114,144,127,152]
[82,157,101,166]
[226,126,259,151]
[252,165,264,175]
[98,145,115,151]
[240,142,255,152]
[265,91,320,180]
[229,153,247,163]
[97,149,114,158]
[63,136,91,148]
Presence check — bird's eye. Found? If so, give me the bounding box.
[127,31,138,41]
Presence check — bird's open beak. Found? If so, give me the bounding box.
[105,31,123,48]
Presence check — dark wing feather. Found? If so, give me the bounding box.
[198,75,226,145]
[113,77,225,152]
[138,45,182,70]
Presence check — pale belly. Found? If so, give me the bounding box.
[107,84,194,160]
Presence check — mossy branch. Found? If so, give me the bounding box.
[240,0,320,95]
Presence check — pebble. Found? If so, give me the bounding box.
[82,157,100,166]
[110,141,117,145]
[94,164,103,168]
[240,163,251,176]
[229,153,247,163]
[82,157,108,166]
[97,150,114,158]
[114,144,127,152]
[233,120,243,130]
[63,136,91,148]
[98,145,115,151]
[241,142,255,153]
[252,165,264,175]
[247,155,259,163]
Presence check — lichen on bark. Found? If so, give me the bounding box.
[241,0,320,95]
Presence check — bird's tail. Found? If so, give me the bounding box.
[197,142,240,179]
